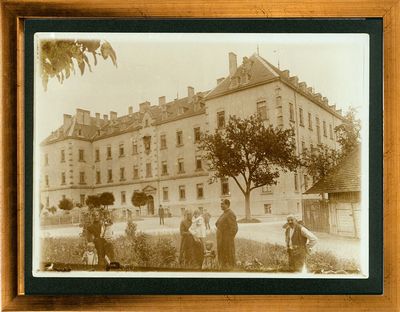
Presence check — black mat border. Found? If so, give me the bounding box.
[24,18,383,295]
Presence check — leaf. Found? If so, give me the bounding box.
[78,60,85,75]
[100,41,117,66]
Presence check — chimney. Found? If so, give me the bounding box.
[63,114,72,131]
[289,76,299,86]
[229,52,237,76]
[76,108,90,125]
[322,97,329,105]
[187,86,194,102]
[281,70,290,79]
[307,87,313,94]
[95,113,100,126]
[299,82,307,92]
[128,106,133,115]
[336,109,342,115]
[139,101,151,113]
[217,77,225,84]
[329,104,336,111]
[103,114,108,122]
[158,96,166,105]
[110,111,117,121]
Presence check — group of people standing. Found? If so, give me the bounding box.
[179,199,238,271]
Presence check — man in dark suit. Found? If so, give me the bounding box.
[215,199,238,270]
[158,205,165,225]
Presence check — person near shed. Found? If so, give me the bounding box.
[285,214,318,272]
[215,199,238,271]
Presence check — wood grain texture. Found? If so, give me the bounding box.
[1,0,399,311]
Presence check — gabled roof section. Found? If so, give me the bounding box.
[206,54,279,99]
[305,146,361,194]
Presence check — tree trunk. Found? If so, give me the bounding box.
[245,192,251,220]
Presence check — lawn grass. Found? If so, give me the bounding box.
[41,230,360,274]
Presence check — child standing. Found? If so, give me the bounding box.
[202,241,217,270]
[82,242,98,268]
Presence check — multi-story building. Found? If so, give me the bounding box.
[40,52,344,217]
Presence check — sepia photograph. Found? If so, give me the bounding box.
[33,32,369,278]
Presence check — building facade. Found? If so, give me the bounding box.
[40,52,344,217]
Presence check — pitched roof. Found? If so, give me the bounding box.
[206,54,344,120]
[41,92,208,145]
[304,146,361,194]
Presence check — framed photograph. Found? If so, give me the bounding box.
[0,1,397,311]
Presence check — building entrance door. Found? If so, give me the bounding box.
[147,195,154,215]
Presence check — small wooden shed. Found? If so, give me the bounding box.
[304,146,361,238]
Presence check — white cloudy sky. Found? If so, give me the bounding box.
[34,33,369,142]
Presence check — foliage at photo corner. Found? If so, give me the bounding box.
[301,107,361,183]
[40,39,117,90]
[199,114,302,220]
[41,226,359,273]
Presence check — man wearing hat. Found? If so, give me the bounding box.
[285,214,318,272]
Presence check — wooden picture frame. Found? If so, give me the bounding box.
[0,1,397,311]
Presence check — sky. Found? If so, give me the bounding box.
[34,33,369,142]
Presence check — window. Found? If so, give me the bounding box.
[107,146,112,159]
[301,141,306,153]
[96,171,101,184]
[121,191,126,205]
[262,185,272,193]
[79,171,85,184]
[316,117,321,143]
[143,136,151,153]
[146,162,152,177]
[197,183,204,199]
[176,131,183,146]
[80,194,85,206]
[163,187,169,201]
[304,175,309,190]
[145,119,149,127]
[133,166,139,179]
[299,108,304,126]
[45,175,49,187]
[217,111,225,129]
[257,101,267,120]
[310,143,314,151]
[132,141,138,155]
[194,127,201,143]
[276,95,282,107]
[61,172,66,185]
[95,149,100,162]
[163,187,168,201]
[329,124,334,139]
[107,169,113,183]
[221,177,230,196]
[289,103,295,122]
[46,197,49,208]
[62,194,66,200]
[264,204,272,214]
[44,154,49,166]
[308,112,313,130]
[161,161,168,175]
[323,121,327,137]
[79,149,84,162]
[78,129,82,136]
[61,150,65,162]
[195,156,202,171]
[119,144,125,157]
[179,185,186,200]
[178,158,185,174]
[160,135,167,149]
[294,173,299,191]
[120,167,125,181]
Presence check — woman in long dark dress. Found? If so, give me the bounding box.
[179,210,194,268]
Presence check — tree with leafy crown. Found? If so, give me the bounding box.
[40,39,117,91]
[199,114,301,221]
[131,191,148,216]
